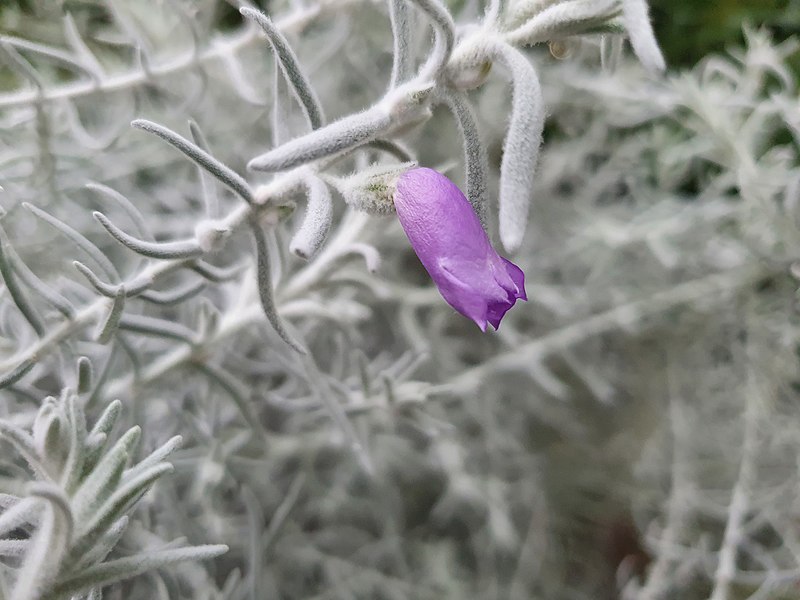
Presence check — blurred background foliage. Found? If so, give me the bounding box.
[649,0,800,69]
[2,0,799,70]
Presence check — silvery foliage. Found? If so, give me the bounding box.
[0,0,798,598]
[0,391,226,600]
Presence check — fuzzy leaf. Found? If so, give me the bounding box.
[117,314,196,344]
[250,222,306,353]
[506,0,622,45]
[621,0,666,73]
[188,121,220,218]
[0,497,40,538]
[62,13,105,79]
[60,393,87,494]
[93,212,202,260]
[70,516,129,572]
[0,224,74,319]
[389,0,412,88]
[290,174,333,259]
[76,357,93,395]
[131,120,254,205]
[24,203,118,282]
[0,421,48,480]
[49,545,228,599]
[437,88,489,228]
[96,287,126,345]
[0,234,45,337]
[240,7,324,130]
[71,428,135,523]
[491,42,545,252]
[407,0,455,79]
[248,106,391,172]
[124,435,182,481]
[70,463,173,559]
[85,183,152,242]
[139,281,206,305]
[0,360,36,390]
[339,243,381,273]
[11,485,73,600]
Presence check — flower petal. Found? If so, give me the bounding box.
[501,257,527,301]
[394,169,489,261]
[486,299,514,330]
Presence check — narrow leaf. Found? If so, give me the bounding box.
[240,7,324,130]
[71,463,173,557]
[90,401,122,439]
[437,88,489,228]
[263,474,305,554]
[484,0,505,27]
[241,486,264,600]
[96,287,126,345]
[188,120,219,218]
[290,174,333,259]
[0,422,47,479]
[125,435,182,480]
[24,203,118,281]
[0,540,27,557]
[505,0,621,46]
[72,426,137,522]
[12,485,73,600]
[0,359,35,390]
[250,222,306,353]
[132,119,254,205]
[389,0,412,88]
[50,545,229,599]
[0,236,45,336]
[407,0,455,79]
[77,357,93,395]
[71,516,128,571]
[0,225,74,319]
[247,106,391,172]
[0,40,44,91]
[190,260,244,283]
[491,42,545,252]
[86,183,151,242]
[301,354,372,473]
[339,243,381,273]
[621,0,666,73]
[62,13,105,79]
[27,483,73,542]
[73,261,120,298]
[0,497,40,538]
[60,393,87,493]
[117,314,196,344]
[366,138,414,162]
[93,212,202,260]
[83,400,122,469]
[194,362,264,436]
[139,280,206,305]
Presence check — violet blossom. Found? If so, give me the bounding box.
[393,167,527,331]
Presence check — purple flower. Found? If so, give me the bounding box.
[394,167,527,331]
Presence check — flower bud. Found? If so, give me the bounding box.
[340,163,416,216]
[393,168,527,330]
